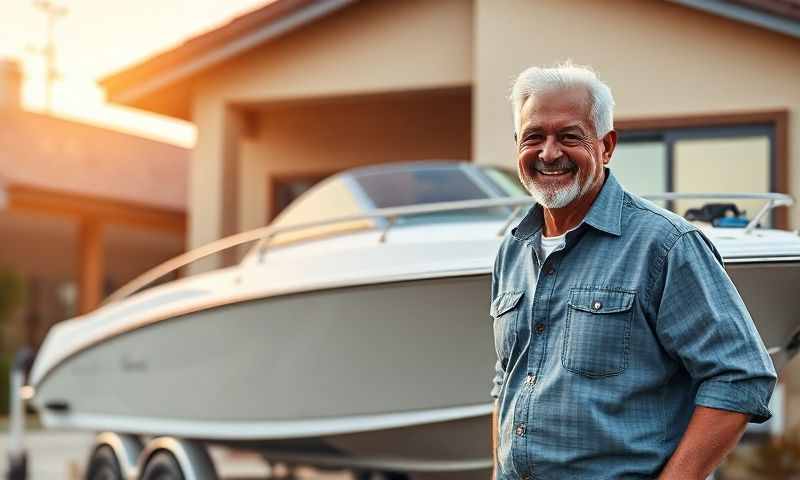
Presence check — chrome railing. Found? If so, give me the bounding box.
[105,192,793,305]
[105,197,534,303]
[641,192,793,234]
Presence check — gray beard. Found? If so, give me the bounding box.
[524,169,597,209]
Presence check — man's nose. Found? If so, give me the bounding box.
[539,136,562,163]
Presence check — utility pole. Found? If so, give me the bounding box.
[31,0,67,112]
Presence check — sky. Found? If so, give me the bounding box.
[0,0,271,147]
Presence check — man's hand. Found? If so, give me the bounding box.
[658,406,749,479]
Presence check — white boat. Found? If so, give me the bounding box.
[25,162,800,480]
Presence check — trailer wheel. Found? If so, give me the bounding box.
[86,445,123,480]
[140,451,185,480]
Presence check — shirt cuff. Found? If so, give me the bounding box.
[694,379,773,424]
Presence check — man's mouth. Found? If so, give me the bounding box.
[534,165,575,177]
[536,168,572,176]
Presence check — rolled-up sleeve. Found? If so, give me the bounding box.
[654,230,777,423]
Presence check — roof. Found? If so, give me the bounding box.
[100,0,353,117]
[100,0,800,118]
[666,0,800,38]
[0,109,189,211]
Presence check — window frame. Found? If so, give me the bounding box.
[616,111,789,229]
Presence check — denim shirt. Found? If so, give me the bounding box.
[491,170,776,479]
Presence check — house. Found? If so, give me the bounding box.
[99,0,800,425]
[0,59,189,347]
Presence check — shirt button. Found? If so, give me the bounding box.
[545,266,556,276]
[535,323,545,334]
[525,374,536,385]
[592,300,603,311]
[515,423,526,437]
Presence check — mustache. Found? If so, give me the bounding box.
[527,158,576,173]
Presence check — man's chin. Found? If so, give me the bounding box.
[525,182,581,209]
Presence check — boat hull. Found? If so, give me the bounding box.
[33,274,495,471]
[31,262,800,473]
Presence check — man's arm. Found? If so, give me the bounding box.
[658,406,749,479]
[492,400,498,480]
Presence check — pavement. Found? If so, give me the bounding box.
[0,430,93,479]
[0,429,354,479]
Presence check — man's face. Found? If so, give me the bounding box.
[516,87,612,209]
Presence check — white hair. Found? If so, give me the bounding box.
[510,62,615,138]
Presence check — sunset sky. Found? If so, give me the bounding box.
[0,0,271,147]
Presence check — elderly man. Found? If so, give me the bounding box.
[490,63,776,479]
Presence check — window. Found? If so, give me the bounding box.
[613,120,779,226]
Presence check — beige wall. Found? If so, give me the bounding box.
[474,0,800,226]
[193,0,473,103]
[189,0,474,253]
[239,89,472,231]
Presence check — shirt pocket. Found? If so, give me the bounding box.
[562,288,636,378]
[491,291,524,368]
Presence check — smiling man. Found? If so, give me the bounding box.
[490,63,777,479]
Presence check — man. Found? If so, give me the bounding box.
[491,63,777,479]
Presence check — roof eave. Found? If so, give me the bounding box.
[101,0,354,110]
[666,0,800,39]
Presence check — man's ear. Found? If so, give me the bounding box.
[601,130,617,165]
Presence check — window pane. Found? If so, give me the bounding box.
[611,141,667,207]
[674,136,770,225]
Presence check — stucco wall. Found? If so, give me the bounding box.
[194,0,473,103]
[474,0,800,226]
[189,0,474,252]
[239,89,472,231]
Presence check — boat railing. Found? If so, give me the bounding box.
[105,197,534,303]
[105,192,793,305]
[641,192,793,234]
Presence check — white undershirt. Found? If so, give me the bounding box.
[536,231,568,265]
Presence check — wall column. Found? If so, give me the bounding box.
[189,99,246,272]
[78,219,104,314]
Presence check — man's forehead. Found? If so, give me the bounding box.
[519,87,592,130]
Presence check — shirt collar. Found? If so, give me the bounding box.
[511,168,624,241]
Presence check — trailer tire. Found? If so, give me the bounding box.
[86,445,123,480]
[140,451,185,480]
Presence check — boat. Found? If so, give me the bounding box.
[24,161,800,480]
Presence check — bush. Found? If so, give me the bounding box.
[0,269,25,417]
[0,354,8,416]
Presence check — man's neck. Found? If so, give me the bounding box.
[542,182,603,237]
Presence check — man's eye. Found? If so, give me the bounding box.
[524,135,543,143]
[562,134,581,142]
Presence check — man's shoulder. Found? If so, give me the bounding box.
[621,190,697,243]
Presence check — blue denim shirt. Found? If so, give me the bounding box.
[491,170,776,479]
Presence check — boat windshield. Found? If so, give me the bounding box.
[264,163,526,246]
[350,164,525,225]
